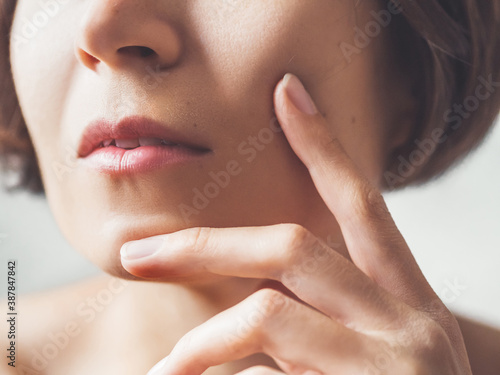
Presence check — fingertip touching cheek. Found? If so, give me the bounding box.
[9,0,409,279]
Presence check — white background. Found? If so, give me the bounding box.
[1,120,499,328]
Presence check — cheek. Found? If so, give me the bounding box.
[10,5,118,272]
[10,2,82,187]
[192,0,384,180]
[219,6,385,185]
[168,1,355,218]
[192,1,349,103]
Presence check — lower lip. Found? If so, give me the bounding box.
[80,145,212,175]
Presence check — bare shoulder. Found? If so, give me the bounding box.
[456,314,500,375]
[1,274,127,374]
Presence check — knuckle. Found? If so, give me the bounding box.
[369,319,452,375]
[249,288,290,324]
[408,317,454,369]
[321,135,343,161]
[232,289,290,351]
[352,184,389,223]
[423,319,451,351]
[278,223,317,265]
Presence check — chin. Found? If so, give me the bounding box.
[79,232,232,285]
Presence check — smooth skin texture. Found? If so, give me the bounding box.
[3,0,500,374]
[9,0,410,279]
[122,74,471,375]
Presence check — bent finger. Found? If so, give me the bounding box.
[121,224,406,329]
[146,289,373,375]
[274,73,439,310]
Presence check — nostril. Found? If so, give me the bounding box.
[117,46,157,58]
[77,48,101,69]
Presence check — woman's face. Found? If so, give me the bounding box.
[10,0,407,278]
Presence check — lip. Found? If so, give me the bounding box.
[78,116,212,175]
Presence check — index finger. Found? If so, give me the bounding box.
[274,73,439,310]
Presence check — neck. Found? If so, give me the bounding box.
[116,276,276,372]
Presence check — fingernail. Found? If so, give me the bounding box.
[120,236,164,260]
[147,356,169,375]
[282,73,318,115]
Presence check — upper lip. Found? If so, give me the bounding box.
[78,116,211,158]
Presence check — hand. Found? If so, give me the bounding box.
[121,73,472,375]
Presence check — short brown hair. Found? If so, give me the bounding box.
[0,1,44,193]
[1,0,499,194]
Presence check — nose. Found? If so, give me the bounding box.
[75,0,182,72]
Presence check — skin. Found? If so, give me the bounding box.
[3,0,499,374]
[9,0,412,279]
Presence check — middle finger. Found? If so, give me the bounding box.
[147,288,373,375]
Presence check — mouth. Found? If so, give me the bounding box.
[77,116,213,175]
